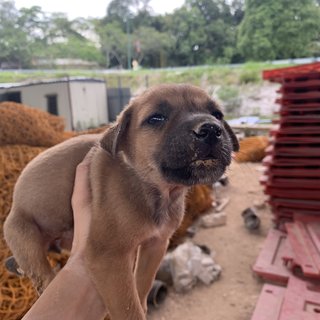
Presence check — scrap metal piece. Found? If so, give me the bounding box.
[242,207,261,230]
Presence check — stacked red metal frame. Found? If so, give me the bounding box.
[251,63,320,319]
[261,62,320,225]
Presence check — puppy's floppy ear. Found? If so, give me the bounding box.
[100,108,132,156]
[223,120,239,152]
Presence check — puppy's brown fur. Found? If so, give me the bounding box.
[4,84,238,319]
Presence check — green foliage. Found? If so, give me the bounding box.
[0,1,103,67]
[217,85,241,115]
[132,26,174,67]
[0,0,31,67]
[98,0,176,68]
[163,0,243,66]
[239,70,260,84]
[96,20,128,67]
[0,0,319,69]
[217,86,239,101]
[45,37,103,62]
[238,0,320,60]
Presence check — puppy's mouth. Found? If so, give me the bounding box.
[161,156,224,186]
[190,158,218,166]
[164,156,218,172]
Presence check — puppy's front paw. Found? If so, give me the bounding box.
[5,256,24,276]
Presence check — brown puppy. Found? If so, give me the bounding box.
[4,84,238,319]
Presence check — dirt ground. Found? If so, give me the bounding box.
[148,162,272,320]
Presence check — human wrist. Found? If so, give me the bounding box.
[63,255,89,278]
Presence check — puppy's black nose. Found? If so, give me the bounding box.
[193,123,222,141]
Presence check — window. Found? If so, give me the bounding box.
[6,91,21,103]
[46,94,58,115]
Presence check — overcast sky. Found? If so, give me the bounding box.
[14,0,185,19]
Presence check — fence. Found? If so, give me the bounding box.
[107,87,131,122]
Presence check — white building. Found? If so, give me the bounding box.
[0,78,108,131]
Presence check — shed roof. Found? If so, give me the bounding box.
[0,77,105,89]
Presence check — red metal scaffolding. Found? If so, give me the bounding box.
[252,62,320,319]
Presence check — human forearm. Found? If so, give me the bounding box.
[22,266,106,320]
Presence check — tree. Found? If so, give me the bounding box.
[105,0,152,27]
[164,5,208,66]
[238,0,320,60]
[106,0,133,24]
[230,0,245,25]
[96,20,128,67]
[18,5,47,41]
[0,0,31,67]
[28,13,104,64]
[100,0,166,68]
[17,6,51,63]
[132,26,174,67]
[164,0,239,66]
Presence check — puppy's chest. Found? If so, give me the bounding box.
[152,191,185,226]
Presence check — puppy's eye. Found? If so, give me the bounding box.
[147,114,167,125]
[212,110,223,121]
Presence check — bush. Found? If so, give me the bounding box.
[217,86,241,116]
[239,71,260,84]
[217,86,239,101]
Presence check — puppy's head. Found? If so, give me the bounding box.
[101,84,238,186]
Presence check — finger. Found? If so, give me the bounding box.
[71,148,96,209]
[72,165,90,208]
[81,147,96,166]
[71,148,98,255]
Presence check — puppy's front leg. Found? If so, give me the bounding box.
[135,238,169,313]
[86,243,145,320]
